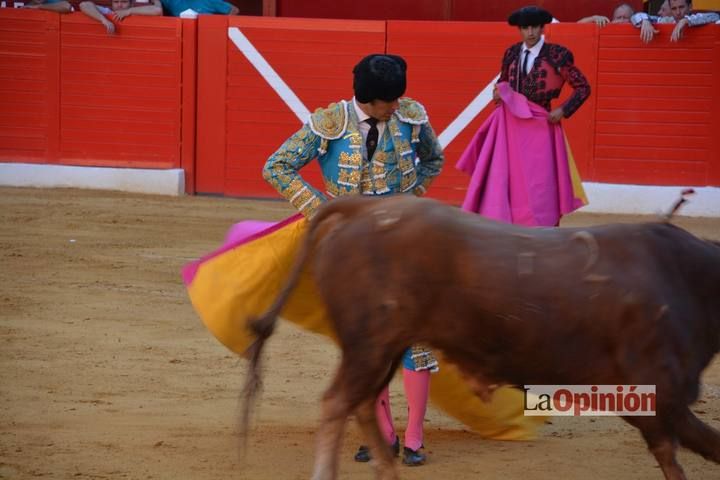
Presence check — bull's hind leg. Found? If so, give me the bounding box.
[649,440,686,480]
[311,368,353,480]
[355,399,399,480]
[624,416,686,480]
[673,406,720,464]
[310,355,399,480]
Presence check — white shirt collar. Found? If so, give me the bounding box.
[352,97,388,145]
[353,97,370,123]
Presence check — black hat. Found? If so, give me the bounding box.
[353,54,407,103]
[508,6,553,27]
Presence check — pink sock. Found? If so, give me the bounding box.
[402,368,430,451]
[374,385,396,445]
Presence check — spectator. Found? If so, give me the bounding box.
[24,0,72,13]
[576,3,634,26]
[657,0,672,17]
[631,0,719,42]
[611,3,635,23]
[79,0,161,35]
[160,0,238,16]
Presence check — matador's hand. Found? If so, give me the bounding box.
[548,107,564,124]
[492,84,500,104]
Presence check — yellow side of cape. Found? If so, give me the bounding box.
[564,131,588,206]
[187,218,545,440]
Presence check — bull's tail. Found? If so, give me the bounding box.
[673,406,720,463]
[662,188,695,221]
[239,197,361,447]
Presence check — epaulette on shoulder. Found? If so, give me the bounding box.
[395,97,428,125]
[308,100,349,140]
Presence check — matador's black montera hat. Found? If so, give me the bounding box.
[353,54,407,103]
[508,6,554,27]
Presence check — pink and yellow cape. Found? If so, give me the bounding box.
[183,214,545,440]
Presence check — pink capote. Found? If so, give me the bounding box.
[456,82,585,227]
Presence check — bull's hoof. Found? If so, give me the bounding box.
[353,436,400,462]
[402,447,426,466]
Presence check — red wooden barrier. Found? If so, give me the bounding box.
[181,18,197,194]
[593,24,720,186]
[544,22,599,182]
[195,15,227,194]
[712,25,720,186]
[0,9,60,163]
[195,20,719,201]
[0,10,718,198]
[0,9,188,170]
[59,13,183,168]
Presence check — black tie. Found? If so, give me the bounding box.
[521,50,531,79]
[365,118,379,160]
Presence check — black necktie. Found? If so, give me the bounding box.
[365,118,379,159]
[521,50,531,79]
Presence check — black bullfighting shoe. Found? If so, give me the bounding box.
[402,446,426,466]
[353,436,400,462]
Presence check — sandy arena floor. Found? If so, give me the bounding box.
[1,186,719,480]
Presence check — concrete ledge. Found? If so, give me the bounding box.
[580,182,720,218]
[0,163,185,196]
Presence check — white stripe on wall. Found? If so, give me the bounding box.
[437,74,499,149]
[227,27,311,124]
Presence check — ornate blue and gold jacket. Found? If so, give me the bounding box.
[263,97,445,218]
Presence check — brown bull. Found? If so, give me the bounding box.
[242,194,720,480]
